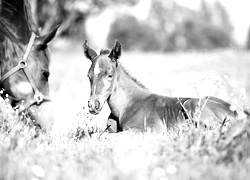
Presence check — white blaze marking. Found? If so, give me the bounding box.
[17,81,33,94]
[94,62,101,75]
[93,85,97,95]
[93,63,101,95]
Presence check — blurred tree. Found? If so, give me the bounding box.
[30,0,138,39]
[147,0,233,51]
[107,15,160,51]
[247,26,250,50]
[200,0,211,23]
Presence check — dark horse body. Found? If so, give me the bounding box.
[0,0,58,129]
[84,40,243,133]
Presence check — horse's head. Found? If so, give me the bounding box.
[0,26,59,130]
[83,40,122,115]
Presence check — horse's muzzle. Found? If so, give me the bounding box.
[28,101,54,130]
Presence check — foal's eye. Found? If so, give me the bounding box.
[42,70,50,80]
[107,74,113,80]
[87,74,91,80]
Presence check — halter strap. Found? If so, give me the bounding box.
[0,32,51,113]
[0,65,22,84]
[0,32,36,84]
[23,32,36,61]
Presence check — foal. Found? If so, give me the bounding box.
[84,40,240,133]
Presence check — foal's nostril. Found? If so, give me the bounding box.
[88,99,101,113]
[94,100,100,110]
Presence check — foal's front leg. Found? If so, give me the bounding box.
[107,113,119,133]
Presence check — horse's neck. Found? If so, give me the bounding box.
[0,38,22,75]
[108,65,150,119]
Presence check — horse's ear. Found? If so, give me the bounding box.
[109,39,121,61]
[37,24,60,49]
[83,40,97,61]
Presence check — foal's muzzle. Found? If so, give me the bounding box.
[88,98,102,115]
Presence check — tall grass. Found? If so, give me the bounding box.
[1,49,250,179]
[1,93,250,179]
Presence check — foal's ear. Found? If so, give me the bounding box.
[109,40,122,61]
[83,40,97,61]
[38,24,60,49]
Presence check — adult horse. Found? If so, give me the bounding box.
[0,0,58,130]
[83,40,245,133]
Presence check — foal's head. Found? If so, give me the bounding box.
[0,26,59,129]
[83,40,122,114]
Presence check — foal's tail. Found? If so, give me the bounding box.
[228,108,250,122]
[205,96,250,119]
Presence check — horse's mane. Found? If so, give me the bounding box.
[0,21,19,44]
[0,0,37,44]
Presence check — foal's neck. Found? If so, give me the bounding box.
[108,64,150,119]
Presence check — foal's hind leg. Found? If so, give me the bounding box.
[107,113,118,133]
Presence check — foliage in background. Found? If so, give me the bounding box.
[31,0,138,39]
[108,0,233,52]
[107,15,161,51]
[30,0,233,52]
[247,26,250,50]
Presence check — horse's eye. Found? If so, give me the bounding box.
[42,70,50,80]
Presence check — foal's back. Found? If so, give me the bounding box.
[120,94,237,132]
[119,94,187,132]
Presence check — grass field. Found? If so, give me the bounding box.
[50,43,250,132]
[1,42,250,179]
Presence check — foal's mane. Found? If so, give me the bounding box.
[100,48,148,90]
[120,63,148,90]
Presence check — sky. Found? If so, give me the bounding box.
[86,0,250,48]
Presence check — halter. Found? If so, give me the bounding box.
[0,32,51,113]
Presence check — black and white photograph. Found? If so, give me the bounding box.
[0,0,250,179]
